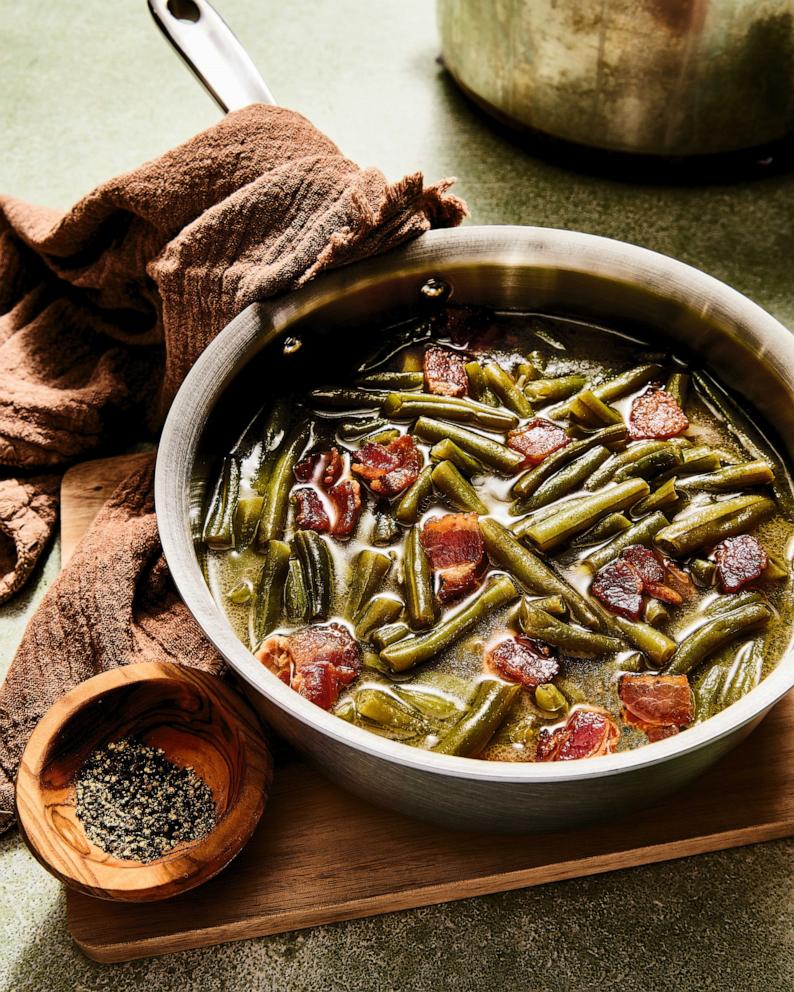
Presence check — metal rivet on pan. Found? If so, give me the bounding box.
[419,278,450,301]
[282,336,303,355]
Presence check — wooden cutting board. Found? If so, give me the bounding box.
[62,454,794,963]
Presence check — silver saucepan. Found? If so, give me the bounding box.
[152,2,794,831]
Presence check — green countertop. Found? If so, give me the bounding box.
[1,2,793,989]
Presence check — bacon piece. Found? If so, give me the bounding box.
[485,636,559,689]
[621,544,684,605]
[619,673,694,738]
[591,558,644,620]
[646,724,680,743]
[420,512,486,602]
[294,452,320,483]
[714,534,768,593]
[536,708,620,761]
[291,487,331,532]
[322,447,343,487]
[256,623,361,711]
[507,418,570,469]
[423,345,469,397]
[628,386,689,440]
[661,560,695,600]
[352,434,422,496]
[328,479,362,537]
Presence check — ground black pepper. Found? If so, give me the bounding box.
[75,739,216,862]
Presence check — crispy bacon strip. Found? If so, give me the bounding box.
[619,674,693,738]
[291,487,331,533]
[328,479,362,538]
[352,434,422,496]
[420,512,486,602]
[592,544,693,616]
[485,636,559,689]
[256,623,361,710]
[714,534,768,593]
[507,418,570,468]
[536,708,620,762]
[628,386,689,440]
[423,345,469,397]
[292,447,363,537]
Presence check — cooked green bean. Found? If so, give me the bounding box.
[363,427,402,445]
[431,460,488,513]
[247,397,292,492]
[585,440,671,491]
[582,511,669,572]
[337,417,389,441]
[393,685,466,721]
[704,590,766,617]
[413,417,525,474]
[571,512,632,548]
[432,679,520,756]
[382,392,517,431]
[395,465,435,524]
[518,603,624,657]
[254,423,309,549]
[524,375,587,406]
[525,594,568,617]
[517,445,611,512]
[511,495,590,539]
[609,615,677,667]
[521,478,650,552]
[665,371,690,408]
[534,683,568,715]
[483,362,533,417]
[310,387,386,409]
[678,445,722,475]
[479,518,602,629]
[226,578,254,606]
[692,371,768,464]
[284,558,309,622]
[293,530,335,620]
[612,446,683,483]
[689,558,717,587]
[676,460,775,494]
[354,687,427,733]
[203,456,241,550]
[761,554,788,582]
[718,640,764,707]
[629,477,680,518]
[654,495,775,557]
[644,599,670,627]
[381,574,519,672]
[371,505,400,546]
[695,660,729,721]
[357,371,424,389]
[252,539,291,643]
[517,361,543,383]
[233,494,264,547]
[550,362,662,418]
[371,621,412,651]
[429,439,484,477]
[403,526,436,630]
[666,602,772,676]
[355,595,404,638]
[464,361,498,406]
[511,424,627,500]
[346,549,393,619]
[569,389,624,428]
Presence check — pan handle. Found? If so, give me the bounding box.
[148,0,276,112]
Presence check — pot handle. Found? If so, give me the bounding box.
[148,0,276,112]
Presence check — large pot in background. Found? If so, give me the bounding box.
[156,226,794,833]
[437,0,794,156]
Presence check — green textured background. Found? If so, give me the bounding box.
[1,2,793,989]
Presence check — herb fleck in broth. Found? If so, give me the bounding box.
[201,308,794,762]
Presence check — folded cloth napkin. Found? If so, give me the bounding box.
[0,104,466,829]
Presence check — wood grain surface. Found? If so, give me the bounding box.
[61,454,794,962]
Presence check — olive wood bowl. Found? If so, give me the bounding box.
[15,662,272,902]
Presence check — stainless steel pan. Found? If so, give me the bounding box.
[152,3,794,831]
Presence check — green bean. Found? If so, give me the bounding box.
[252,539,291,643]
[334,697,357,723]
[718,639,764,707]
[382,392,517,432]
[429,439,484,477]
[676,460,775,494]
[479,519,601,629]
[413,417,525,474]
[357,371,424,389]
[585,441,670,491]
[226,578,254,606]
[254,423,310,548]
[534,683,568,715]
[689,558,717,587]
[381,574,519,672]
[616,651,646,673]
[511,495,590,539]
[393,685,466,721]
[203,456,241,550]
[356,595,404,638]
[517,446,611,513]
[464,361,498,406]
[704,590,766,617]
[483,362,533,417]
[523,375,587,406]
[310,387,387,409]
[403,526,436,630]
[293,530,335,620]
[582,511,669,572]
[644,599,670,627]
[371,621,412,651]
[525,594,568,617]
[518,603,624,657]
[692,371,769,465]
[629,478,680,518]
[571,513,632,548]
[612,446,683,484]
[678,445,722,475]
[550,362,662,418]
[346,549,393,619]
[395,465,435,524]
[363,427,402,445]
[354,688,427,733]
[511,424,627,499]
[609,615,677,667]
[247,397,292,492]
[666,602,772,676]
[432,679,520,756]
[284,558,309,622]
[761,554,788,582]
[569,389,624,428]
[522,478,650,552]
[695,661,729,721]
[431,460,488,513]
[654,495,775,557]
[233,494,264,547]
[665,371,690,408]
[517,361,543,383]
[337,417,389,441]
[371,504,400,546]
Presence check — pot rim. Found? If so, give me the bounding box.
[156,224,794,785]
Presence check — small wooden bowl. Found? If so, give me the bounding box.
[15,662,272,902]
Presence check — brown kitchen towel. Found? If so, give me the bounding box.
[0,104,466,828]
